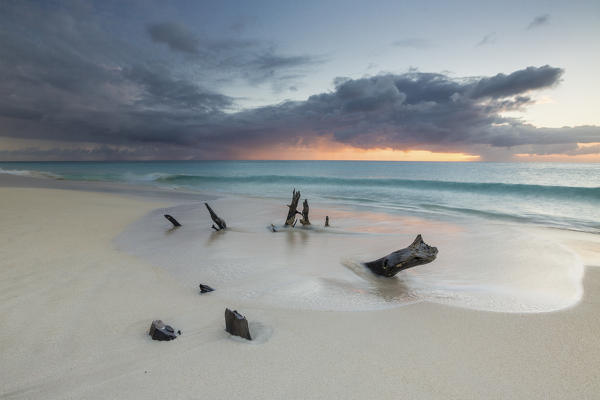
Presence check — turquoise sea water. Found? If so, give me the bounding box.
[1,161,599,233]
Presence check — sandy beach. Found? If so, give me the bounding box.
[1,178,599,399]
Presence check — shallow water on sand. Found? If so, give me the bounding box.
[115,196,584,313]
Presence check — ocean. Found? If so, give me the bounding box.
[1,161,598,233]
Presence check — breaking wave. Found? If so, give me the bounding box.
[148,173,600,201]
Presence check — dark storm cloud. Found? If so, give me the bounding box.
[527,14,550,30]
[0,2,598,161]
[145,21,322,85]
[469,65,562,99]
[186,66,597,159]
[122,65,232,111]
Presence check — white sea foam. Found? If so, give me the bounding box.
[115,196,585,313]
[0,167,63,179]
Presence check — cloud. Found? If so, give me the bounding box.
[476,32,496,46]
[391,38,433,49]
[144,21,322,85]
[147,22,200,54]
[180,66,597,160]
[527,14,550,30]
[469,65,563,99]
[228,16,258,34]
[0,2,597,161]
[122,65,233,111]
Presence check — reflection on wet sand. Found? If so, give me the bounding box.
[340,258,418,303]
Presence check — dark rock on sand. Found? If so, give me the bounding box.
[199,284,214,294]
[149,320,178,341]
[225,308,252,340]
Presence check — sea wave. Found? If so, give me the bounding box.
[146,173,600,201]
[0,168,63,180]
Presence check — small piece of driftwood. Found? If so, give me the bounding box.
[199,284,214,294]
[164,214,181,227]
[299,199,311,226]
[205,203,227,231]
[325,216,330,227]
[364,235,438,277]
[149,320,178,341]
[225,308,252,340]
[284,189,302,226]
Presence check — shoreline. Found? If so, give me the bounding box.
[1,177,599,398]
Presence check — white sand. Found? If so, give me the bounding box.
[1,185,599,399]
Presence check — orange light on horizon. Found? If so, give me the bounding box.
[235,137,480,162]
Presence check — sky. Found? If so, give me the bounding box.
[0,0,599,161]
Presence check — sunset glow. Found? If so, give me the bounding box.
[238,142,481,162]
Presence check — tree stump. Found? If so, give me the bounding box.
[284,189,301,226]
[364,235,438,277]
[299,199,311,226]
[164,214,181,227]
[205,203,227,231]
[224,308,252,340]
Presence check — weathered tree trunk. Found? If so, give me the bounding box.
[299,199,311,226]
[364,235,438,277]
[284,189,301,226]
[225,308,252,340]
[164,214,181,227]
[325,216,330,227]
[205,203,227,231]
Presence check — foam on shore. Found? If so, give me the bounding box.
[116,196,584,313]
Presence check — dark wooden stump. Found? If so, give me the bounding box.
[205,203,227,231]
[364,235,438,277]
[149,320,178,341]
[225,308,252,340]
[164,214,181,227]
[299,199,311,226]
[284,189,302,226]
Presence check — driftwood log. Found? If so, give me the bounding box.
[299,199,311,226]
[364,235,438,277]
[205,203,227,231]
[284,189,301,226]
[164,214,181,227]
[225,308,252,340]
